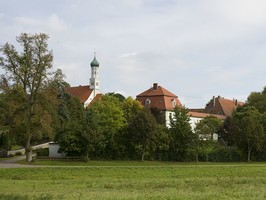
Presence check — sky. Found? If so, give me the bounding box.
[1,0,266,108]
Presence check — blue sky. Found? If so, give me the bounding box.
[1,0,266,108]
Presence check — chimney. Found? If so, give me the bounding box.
[235,99,238,105]
[153,83,158,90]
[213,96,216,107]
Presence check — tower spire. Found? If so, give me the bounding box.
[90,52,100,91]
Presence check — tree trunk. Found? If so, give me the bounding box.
[86,149,89,160]
[25,138,32,162]
[206,153,209,162]
[25,149,32,162]
[247,149,251,162]
[196,143,199,162]
[25,101,34,163]
[141,147,145,162]
[85,148,90,162]
[141,152,145,162]
[247,145,253,162]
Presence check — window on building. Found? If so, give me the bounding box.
[172,99,176,108]
[145,99,151,107]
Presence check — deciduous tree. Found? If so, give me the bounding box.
[128,108,158,161]
[0,33,58,161]
[247,87,266,113]
[232,106,265,162]
[88,95,126,158]
[194,116,223,162]
[55,95,87,156]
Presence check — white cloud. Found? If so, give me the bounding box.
[208,0,266,25]
[120,52,137,58]
[14,14,68,33]
[1,0,266,108]
[47,14,68,32]
[122,0,143,7]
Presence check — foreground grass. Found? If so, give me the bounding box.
[1,162,266,199]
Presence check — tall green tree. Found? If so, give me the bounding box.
[153,124,170,160]
[247,87,266,113]
[194,116,223,162]
[120,97,143,159]
[122,97,143,123]
[88,95,126,158]
[150,107,165,125]
[80,112,98,161]
[0,33,59,162]
[55,95,87,156]
[169,106,193,161]
[128,108,158,161]
[106,92,126,102]
[232,106,265,162]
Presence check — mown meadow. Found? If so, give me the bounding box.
[1,162,266,200]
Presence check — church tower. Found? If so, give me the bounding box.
[65,53,101,108]
[90,54,100,91]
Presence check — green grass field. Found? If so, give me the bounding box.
[1,161,266,200]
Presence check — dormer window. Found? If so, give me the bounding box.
[172,99,176,108]
[145,99,151,107]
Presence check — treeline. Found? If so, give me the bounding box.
[53,89,266,162]
[1,33,266,162]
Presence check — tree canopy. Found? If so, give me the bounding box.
[87,95,126,158]
[169,106,193,161]
[0,33,60,161]
[231,106,265,162]
[247,87,266,113]
[194,116,223,161]
[128,108,158,161]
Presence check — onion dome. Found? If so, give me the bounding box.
[90,56,99,67]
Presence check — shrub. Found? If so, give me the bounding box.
[208,146,242,162]
[35,148,49,157]
[15,152,23,156]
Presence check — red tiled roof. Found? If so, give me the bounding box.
[204,96,245,117]
[188,108,206,113]
[65,85,93,103]
[136,84,182,111]
[188,111,226,120]
[137,85,178,98]
[218,98,244,116]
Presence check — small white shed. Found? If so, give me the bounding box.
[49,142,66,158]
